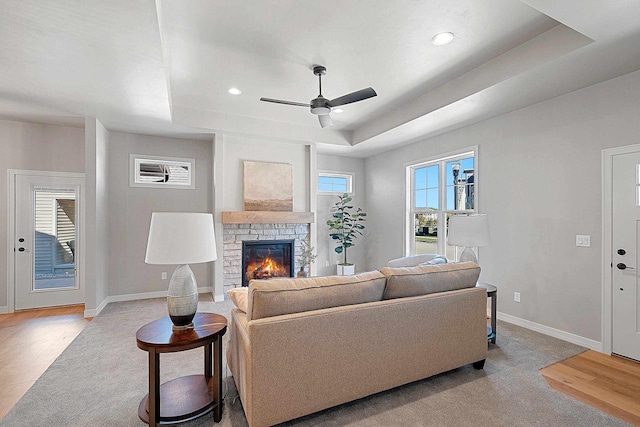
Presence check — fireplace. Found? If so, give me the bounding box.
[242,239,295,286]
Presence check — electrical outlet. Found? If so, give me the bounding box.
[576,235,591,247]
[514,292,521,303]
[325,261,330,267]
[161,272,167,280]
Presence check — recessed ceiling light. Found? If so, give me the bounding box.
[431,32,454,46]
[228,87,242,95]
[333,108,344,113]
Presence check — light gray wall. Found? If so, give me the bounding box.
[365,68,640,343]
[0,119,84,309]
[221,135,310,211]
[84,118,109,311]
[107,132,212,297]
[316,154,367,276]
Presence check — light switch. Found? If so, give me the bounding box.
[576,235,591,247]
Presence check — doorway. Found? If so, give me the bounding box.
[8,171,85,311]
[603,145,640,361]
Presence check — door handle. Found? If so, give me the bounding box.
[17,247,30,253]
[617,263,634,270]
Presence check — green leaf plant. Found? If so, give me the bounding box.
[326,193,367,266]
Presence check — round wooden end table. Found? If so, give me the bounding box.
[476,282,497,344]
[136,312,227,426]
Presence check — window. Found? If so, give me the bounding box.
[407,149,476,260]
[130,154,195,189]
[318,172,353,194]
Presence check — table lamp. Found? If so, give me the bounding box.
[145,212,217,331]
[447,214,490,263]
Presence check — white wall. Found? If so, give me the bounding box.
[0,119,84,309]
[84,118,109,312]
[365,68,640,343]
[316,154,367,276]
[107,132,212,298]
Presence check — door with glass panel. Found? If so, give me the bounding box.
[14,174,84,310]
[612,152,640,361]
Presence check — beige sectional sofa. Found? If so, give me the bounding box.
[226,261,487,427]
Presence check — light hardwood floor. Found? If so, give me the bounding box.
[541,350,640,426]
[0,305,90,420]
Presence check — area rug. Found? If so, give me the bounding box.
[0,298,627,426]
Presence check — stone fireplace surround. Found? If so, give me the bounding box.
[221,211,314,298]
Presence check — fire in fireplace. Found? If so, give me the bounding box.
[242,239,294,286]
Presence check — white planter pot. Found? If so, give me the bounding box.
[337,264,355,276]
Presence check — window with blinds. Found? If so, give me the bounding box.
[130,155,195,189]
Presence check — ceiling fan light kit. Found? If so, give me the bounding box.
[260,65,377,128]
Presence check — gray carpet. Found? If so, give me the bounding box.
[0,298,628,427]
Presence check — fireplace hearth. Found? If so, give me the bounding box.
[242,239,294,286]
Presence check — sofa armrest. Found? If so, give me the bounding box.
[387,254,445,267]
[228,308,253,422]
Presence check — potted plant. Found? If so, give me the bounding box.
[296,235,317,277]
[327,193,366,275]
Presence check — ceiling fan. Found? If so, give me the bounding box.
[260,65,377,128]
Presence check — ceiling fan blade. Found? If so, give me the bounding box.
[260,97,310,107]
[318,114,333,128]
[328,87,377,107]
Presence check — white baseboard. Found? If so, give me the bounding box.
[0,306,8,314]
[497,311,603,351]
[214,294,225,302]
[108,290,168,304]
[84,298,108,318]
[83,287,214,319]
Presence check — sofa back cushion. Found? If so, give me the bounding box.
[247,271,386,321]
[380,261,480,299]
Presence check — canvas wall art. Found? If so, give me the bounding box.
[243,160,293,211]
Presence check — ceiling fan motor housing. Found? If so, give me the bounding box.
[310,97,330,115]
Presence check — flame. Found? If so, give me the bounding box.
[246,256,288,281]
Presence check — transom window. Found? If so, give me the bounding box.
[407,149,476,260]
[130,154,195,189]
[318,172,353,194]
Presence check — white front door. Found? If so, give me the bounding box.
[14,174,84,310]
[612,152,640,361]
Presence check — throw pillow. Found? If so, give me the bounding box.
[419,256,447,265]
[227,287,248,313]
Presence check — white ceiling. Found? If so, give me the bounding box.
[1,0,640,156]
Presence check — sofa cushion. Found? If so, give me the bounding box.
[380,261,480,300]
[247,271,386,321]
[227,287,248,312]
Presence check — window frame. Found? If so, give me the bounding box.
[130,154,196,189]
[317,171,354,195]
[405,146,478,259]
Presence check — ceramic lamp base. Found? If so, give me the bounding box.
[170,321,194,332]
[459,247,478,263]
[167,264,198,330]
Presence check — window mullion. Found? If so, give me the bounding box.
[438,160,446,256]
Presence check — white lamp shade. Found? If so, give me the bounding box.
[145,212,217,265]
[447,214,491,247]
